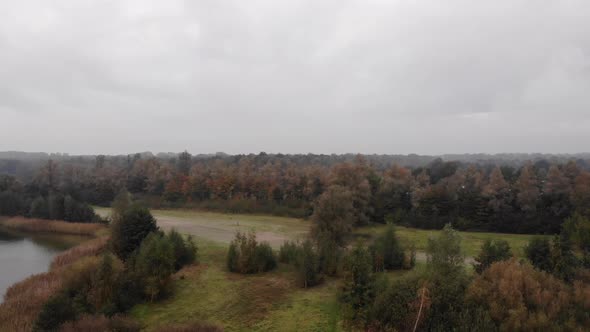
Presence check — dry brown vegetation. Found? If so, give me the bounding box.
[58,314,141,332]
[153,322,224,332]
[466,259,590,330]
[0,269,64,331]
[0,216,105,236]
[50,236,109,270]
[0,237,110,331]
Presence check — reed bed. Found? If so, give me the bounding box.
[0,269,64,331]
[0,217,105,236]
[50,236,110,270]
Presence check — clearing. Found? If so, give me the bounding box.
[94,207,310,248]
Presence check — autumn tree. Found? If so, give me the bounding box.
[543,165,572,219]
[483,166,512,217]
[329,159,373,226]
[176,151,192,176]
[466,259,589,330]
[310,185,354,246]
[514,164,540,214]
[571,171,590,217]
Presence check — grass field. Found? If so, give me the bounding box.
[94,207,309,248]
[355,224,545,258]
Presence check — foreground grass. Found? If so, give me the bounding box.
[131,240,343,331]
[355,224,545,258]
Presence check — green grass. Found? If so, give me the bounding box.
[130,240,344,331]
[355,224,546,258]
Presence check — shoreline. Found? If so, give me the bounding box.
[0,216,106,237]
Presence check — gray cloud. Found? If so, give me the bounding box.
[1,0,589,155]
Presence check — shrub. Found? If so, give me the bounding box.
[254,242,277,272]
[278,240,299,264]
[369,273,427,331]
[111,204,158,260]
[227,232,277,274]
[340,243,375,329]
[370,224,404,271]
[316,233,343,277]
[525,236,552,272]
[295,239,322,288]
[63,195,96,222]
[168,229,197,271]
[133,232,175,301]
[473,239,512,274]
[33,292,78,332]
[426,223,464,275]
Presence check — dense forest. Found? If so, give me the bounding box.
[1,152,589,234]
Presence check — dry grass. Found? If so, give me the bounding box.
[153,322,224,332]
[58,314,141,332]
[0,269,64,331]
[0,216,105,236]
[50,236,110,270]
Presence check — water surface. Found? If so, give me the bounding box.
[0,227,85,301]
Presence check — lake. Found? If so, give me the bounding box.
[0,227,86,302]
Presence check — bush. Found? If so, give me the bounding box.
[369,273,426,331]
[132,232,175,301]
[426,223,464,275]
[278,240,299,264]
[111,204,158,260]
[370,224,404,271]
[226,232,277,274]
[168,229,197,271]
[525,237,552,272]
[254,242,277,272]
[63,195,96,222]
[295,239,322,288]
[340,243,375,329]
[316,234,343,277]
[34,292,78,332]
[473,239,512,273]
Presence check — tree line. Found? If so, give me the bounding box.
[2,153,590,233]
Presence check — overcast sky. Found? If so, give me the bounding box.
[1,0,589,155]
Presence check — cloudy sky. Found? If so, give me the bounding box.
[1,0,589,155]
